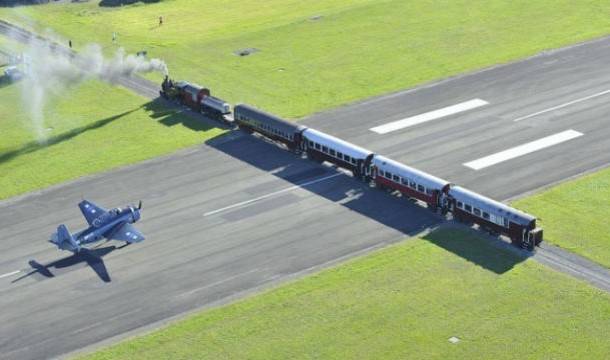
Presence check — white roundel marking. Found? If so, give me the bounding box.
[126,231,132,236]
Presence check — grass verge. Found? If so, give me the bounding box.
[2,1,610,118]
[513,166,610,268]
[0,79,223,200]
[77,228,610,360]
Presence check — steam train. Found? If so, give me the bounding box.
[160,77,232,122]
[161,78,544,250]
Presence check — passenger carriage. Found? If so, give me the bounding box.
[233,104,306,151]
[302,129,374,178]
[449,186,543,250]
[371,155,450,210]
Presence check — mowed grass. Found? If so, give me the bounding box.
[513,167,610,268]
[0,79,223,200]
[1,0,610,118]
[78,229,610,360]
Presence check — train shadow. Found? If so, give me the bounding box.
[144,97,231,133]
[12,245,117,283]
[421,227,528,274]
[206,133,526,274]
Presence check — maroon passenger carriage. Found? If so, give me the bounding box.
[449,186,543,250]
[371,155,450,211]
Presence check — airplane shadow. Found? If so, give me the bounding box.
[205,132,527,274]
[12,245,120,283]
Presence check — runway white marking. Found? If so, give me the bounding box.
[464,129,584,170]
[514,89,610,122]
[0,270,21,279]
[370,98,489,134]
[204,173,343,217]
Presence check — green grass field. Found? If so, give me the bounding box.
[78,228,610,360]
[0,79,223,200]
[513,167,610,268]
[2,0,610,118]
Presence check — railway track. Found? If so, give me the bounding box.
[1,18,610,293]
[0,19,159,98]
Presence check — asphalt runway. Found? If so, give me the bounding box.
[1,22,610,359]
[0,134,443,360]
[303,36,610,201]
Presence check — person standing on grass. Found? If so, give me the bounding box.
[159,16,163,26]
[69,40,72,48]
[112,32,117,43]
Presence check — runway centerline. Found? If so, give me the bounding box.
[370,98,489,134]
[0,270,20,279]
[514,89,610,122]
[463,129,584,170]
[203,173,343,217]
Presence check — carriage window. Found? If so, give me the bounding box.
[315,143,321,150]
[329,149,336,156]
[457,201,463,209]
[344,155,351,163]
[482,212,490,220]
[337,152,343,159]
[409,180,416,189]
[473,208,481,216]
[417,184,425,193]
[385,172,393,179]
[322,146,328,153]
[392,175,400,182]
[309,141,314,147]
[401,178,409,185]
[503,218,509,227]
[464,204,472,213]
[351,158,357,165]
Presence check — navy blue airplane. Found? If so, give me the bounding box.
[50,200,145,253]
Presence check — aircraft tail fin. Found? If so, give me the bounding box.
[51,224,80,252]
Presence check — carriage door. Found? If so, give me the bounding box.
[521,229,534,251]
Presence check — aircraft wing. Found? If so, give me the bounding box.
[109,223,145,243]
[78,200,107,225]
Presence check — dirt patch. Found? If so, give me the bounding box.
[234,48,260,57]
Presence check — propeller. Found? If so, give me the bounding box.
[138,200,142,210]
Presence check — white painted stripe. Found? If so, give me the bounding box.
[514,89,610,122]
[464,130,584,170]
[204,173,342,217]
[370,98,489,134]
[0,270,20,279]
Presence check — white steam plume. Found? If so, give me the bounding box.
[12,36,167,143]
